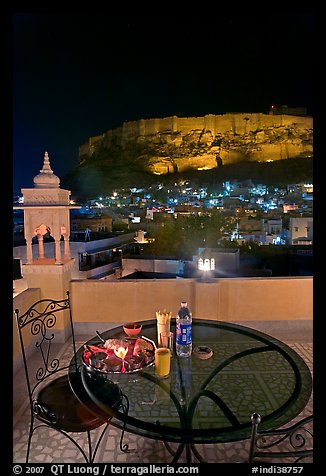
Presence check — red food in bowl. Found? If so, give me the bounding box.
[123,322,142,337]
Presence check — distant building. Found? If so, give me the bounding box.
[222,197,243,211]
[238,217,284,244]
[269,105,308,116]
[240,232,284,246]
[287,217,313,245]
[120,256,193,278]
[261,218,283,235]
[173,204,202,218]
[71,215,113,235]
[134,230,154,244]
[238,217,261,233]
[195,247,240,272]
[283,203,299,213]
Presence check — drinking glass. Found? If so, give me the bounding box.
[154,347,171,379]
[156,310,171,347]
[160,331,174,356]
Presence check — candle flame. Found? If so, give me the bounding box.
[114,346,128,360]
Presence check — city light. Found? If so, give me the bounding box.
[198,258,215,271]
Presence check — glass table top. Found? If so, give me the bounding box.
[69,319,312,444]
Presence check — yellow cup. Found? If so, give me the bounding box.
[155,347,171,379]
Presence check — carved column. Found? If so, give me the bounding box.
[37,234,45,259]
[25,236,33,264]
[54,237,62,264]
[63,235,71,259]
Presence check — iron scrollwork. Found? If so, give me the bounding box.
[15,298,70,390]
[249,413,313,463]
[118,393,136,453]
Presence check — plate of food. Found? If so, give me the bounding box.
[82,335,156,374]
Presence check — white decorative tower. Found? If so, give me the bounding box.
[19,151,74,264]
[13,152,79,302]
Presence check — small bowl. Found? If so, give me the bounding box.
[193,346,213,360]
[123,322,142,337]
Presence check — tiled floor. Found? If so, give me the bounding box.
[13,335,313,464]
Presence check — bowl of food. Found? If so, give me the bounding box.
[123,322,142,337]
[82,337,156,374]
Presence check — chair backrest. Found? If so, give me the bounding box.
[14,291,78,410]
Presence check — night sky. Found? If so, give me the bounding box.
[13,13,314,194]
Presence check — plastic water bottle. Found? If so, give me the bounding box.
[176,301,192,357]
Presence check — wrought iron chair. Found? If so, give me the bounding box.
[249,412,313,463]
[14,291,114,463]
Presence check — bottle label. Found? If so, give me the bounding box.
[176,322,192,345]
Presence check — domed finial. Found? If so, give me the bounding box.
[40,151,54,174]
[33,151,60,188]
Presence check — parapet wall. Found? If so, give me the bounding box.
[13,276,312,371]
[121,113,312,140]
[69,276,312,324]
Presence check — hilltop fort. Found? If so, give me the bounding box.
[78,110,312,177]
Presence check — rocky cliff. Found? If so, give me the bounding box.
[78,113,313,176]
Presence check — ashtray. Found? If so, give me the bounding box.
[193,346,213,360]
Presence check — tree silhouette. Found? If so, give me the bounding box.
[146,212,236,258]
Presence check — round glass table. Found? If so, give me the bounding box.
[69,319,312,462]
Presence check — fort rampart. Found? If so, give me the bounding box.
[79,113,312,155]
[78,113,313,172]
[121,113,312,141]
